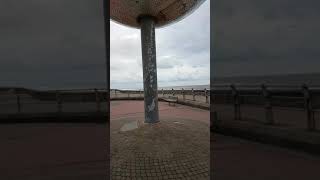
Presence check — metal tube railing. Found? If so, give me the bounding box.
[110,84,320,131]
[0,88,108,116]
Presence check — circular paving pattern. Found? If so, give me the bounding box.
[111,117,209,179]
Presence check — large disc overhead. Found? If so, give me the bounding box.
[110,0,206,28]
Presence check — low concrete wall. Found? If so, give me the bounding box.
[110,96,209,110]
[0,112,107,123]
[0,88,109,123]
[211,116,320,154]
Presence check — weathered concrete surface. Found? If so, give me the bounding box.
[213,134,320,180]
[0,124,108,179]
[140,16,159,123]
[111,101,209,179]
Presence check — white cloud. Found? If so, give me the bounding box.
[110,0,210,89]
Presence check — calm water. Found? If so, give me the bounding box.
[159,85,210,90]
[147,73,320,90]
[25,73,318,91]
[213,73,320,86]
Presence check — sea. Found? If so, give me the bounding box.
[128,73,320,90]
[156,73,320,90]
[5,73,320,91]
[212,73,320,87]
[159,85,209,90]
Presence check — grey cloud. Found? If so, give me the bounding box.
[111,0,210,89]
[157,64,174,69]
[213,0,320,77]
[0,0,106,89]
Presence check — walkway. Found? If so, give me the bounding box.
[111,100,210,179]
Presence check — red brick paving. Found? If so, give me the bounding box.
[111,100,209,124]
[111,100,210,179]
[112,100,320,179]
[1,99,319,179]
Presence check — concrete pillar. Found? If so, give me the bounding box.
[140,16,159,123]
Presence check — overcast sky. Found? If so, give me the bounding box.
[2,0,320,90]
[213,0,320,78]
[110,1,210,90]
[0,0,106,90]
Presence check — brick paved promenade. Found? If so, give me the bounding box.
[1,99,319,179]
[112,100,320,180]
[111,101,210,179]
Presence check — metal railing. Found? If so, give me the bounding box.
[112,84,320,131]
[210,84,320,131]
[110,88,210,104]
[5,84,318,128]
[0,88,108,121]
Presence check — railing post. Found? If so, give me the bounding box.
[56,90,62,113]
[231,84,241,120]
[16,94,21,113]
[261,84,274,125]
[205,88,208,103]
[172,88,175,96]
[302,84,315,131]
[192,88,195,101]
[95,89,101,113]
[182,88,185,101]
